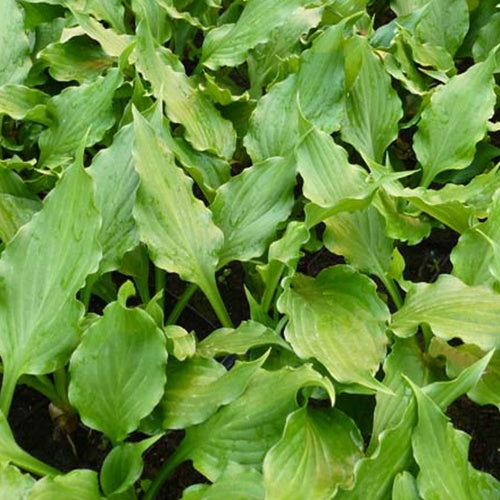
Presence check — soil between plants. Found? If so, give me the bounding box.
[6,228,500,498]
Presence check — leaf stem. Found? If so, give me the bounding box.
[166,283,198,325]
[81,273,98,310]
[200,274,233,328]
[380,274,403,309]
[261,263,285,313]
[143,445,189,500]
[20,375,64,408]
[53,368,71,410]
[0,367,18,416]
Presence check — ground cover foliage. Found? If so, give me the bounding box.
[0,0,499,498]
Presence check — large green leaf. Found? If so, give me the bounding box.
[297,22,345,132]
[472,12,500,62]
[88,123,139,274]
[391,274,500,350]
[263,407,363,499]
[132,109,231,327]
[160,355,265,429]
[296,124,369,213]
[451,190,500,287]
[409,381,500,499]
[323,205,394,279]
[38,69,122,168]
[413,54,497,186]
[135,21,236,159]
[244,74,300,163]
[278,266,390,392]
[28,470,102,500]
[179,365,335,481]
[0,158,101,413]
[341,37,403,163]
[0,0,31,85]
[201,0,329,70]
[211,157,296,266]
[68,285,167,444]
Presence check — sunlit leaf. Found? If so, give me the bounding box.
[28,470,102,500]
[391,274,500,350]
[263,406,363,499]
[0,463,35,499]
[278,266,390,392]
[69,285,167,443]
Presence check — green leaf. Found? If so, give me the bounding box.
[278,266,390,392]
[0,158,101,414]
[160,355,266,429]
[0,463,35,499]
[0,85,49,122]
[39,69,122,168]
[451,190,500,287]
[244,75,300,163]
[341,37,403,163]
[413,55,497,186]
[391,274,500,350]
[136,22,236,159]
[39,37,113,83]
[297,22,345,132]
[296,124,369,213]
[0,0,31,85]
[132,109,231,327]
[429,339,500,409]
[323,205,394,279]
[69,291,167,443]
[88,123,139,275]
[100,436,161,496]
[197,321,290,358]
[472,12,500,62]
[263,407,363,499]
[165,325,196,361]
[28,470,102,500]
[409,380,500,500]
[181,462,264,500]
[180,365,335,481]
[392,471,419,500]
[211,157,296,266]
[202,0,329,70]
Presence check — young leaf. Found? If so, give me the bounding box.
[180,365,335,481]
[409,381,500,499]
[211,156,296,267]
[88,123,139,275]
[69,288,167,444]
[100,436,161,497]
[135,21,236,159]
[391,274,500,351]
[263,407,363,499]
[0,0,31,85]
[132,109,231,327]
[38,69,122,168]
[197,321,290,358]
[278,266,390,392]
[201,0,328,70]
[0,464,35,498]
[181,462,264,500]
[341,37,403,163]
[451,190,500,287]
[0,158,101,414]
[28,470,102,500]
[160,355,266,429]
[413,54,496,186]
[392,471,419,500]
